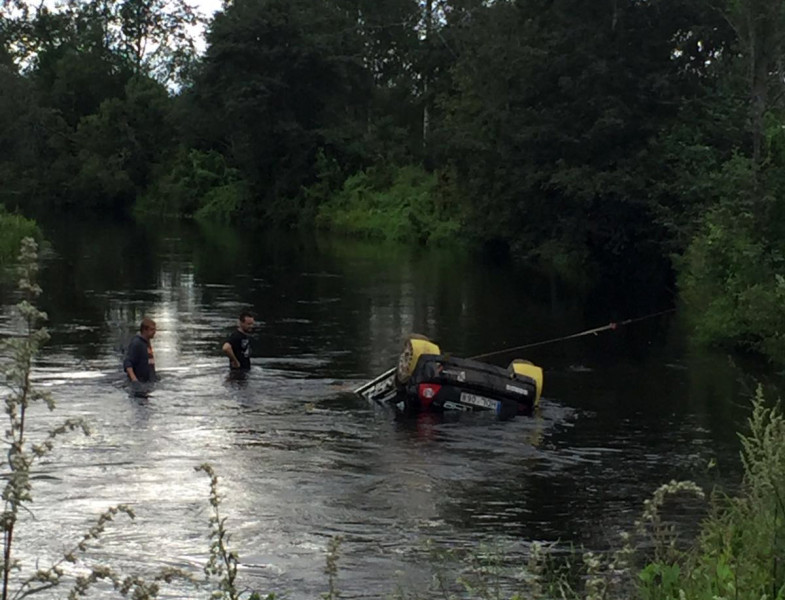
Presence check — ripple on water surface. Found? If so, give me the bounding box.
[0,227,750,599]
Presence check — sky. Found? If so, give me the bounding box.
[195,0,223,18]
[191,0,223,53]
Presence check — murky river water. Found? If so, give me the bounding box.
[0,219,765,598]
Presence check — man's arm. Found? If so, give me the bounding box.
[222,341,240,368]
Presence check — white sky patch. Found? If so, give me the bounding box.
[195,0,223,16]
[191,0,223,54]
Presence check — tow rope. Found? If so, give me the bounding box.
[469,307,677,361]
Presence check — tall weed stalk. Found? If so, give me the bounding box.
[670,386,785,600]
[0,238,88,599]
[197,463,274,600]
[322,536,342,600]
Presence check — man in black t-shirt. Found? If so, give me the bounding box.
[222,312,255,370]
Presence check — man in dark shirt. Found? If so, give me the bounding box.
[124,317,157,384]
[222,312,254,370]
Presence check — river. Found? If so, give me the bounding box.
[0,218,762,598]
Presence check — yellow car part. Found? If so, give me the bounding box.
[396,335,441,383]
[509,359,543,406]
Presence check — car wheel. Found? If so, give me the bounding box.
[395,335,441,384]
[508,359,544,406]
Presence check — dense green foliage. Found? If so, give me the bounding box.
[135,148,249,222]
[678,150,785,361]
[316,165,461,244]
[5,0,785,359]
[0,206,39,264]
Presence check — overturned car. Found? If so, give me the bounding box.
[355,335,543,419]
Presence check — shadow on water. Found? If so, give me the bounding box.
[0,216,770,598]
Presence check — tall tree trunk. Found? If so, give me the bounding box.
[751,52,767,166]
[422,0,432,153]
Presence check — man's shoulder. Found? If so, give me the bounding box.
[130,334,148,347]
[125,335,145,362]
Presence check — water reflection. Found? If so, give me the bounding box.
[0,218,757,598]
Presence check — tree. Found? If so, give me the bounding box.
[720,0,785,166]
[17,0,203,87]
[189,0,372,224]
[72,75,175,211]
[113,0,203,85]
[432,0,734,267]
[0,0,187,216]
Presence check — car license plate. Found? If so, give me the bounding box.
[460,392,499,411]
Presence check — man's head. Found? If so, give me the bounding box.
[239,312,255,333]
[140,317,157,340]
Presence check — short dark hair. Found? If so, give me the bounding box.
[140,317,156,332]
[239,311,254,322]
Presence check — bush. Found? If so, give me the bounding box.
[315,165,463,245]
[0,206,40,264]
[136,149,249,222]
[677,155,785,363]
[194,180,249,225]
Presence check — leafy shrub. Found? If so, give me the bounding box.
[677,155,785,363]
[316,165,463,245]
[137,148,249,222]
[0,206,40,264]
[194,180,249,225]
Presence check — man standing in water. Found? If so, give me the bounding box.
[223,312,255,370]
[124,317,157,389]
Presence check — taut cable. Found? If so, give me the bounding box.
[469,308,677,361]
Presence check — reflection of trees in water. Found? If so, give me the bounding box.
[38,220,158,360]
[317,237,593,376]
[3,218,756,598]
[39,219,204,364]
[31,217,680,385]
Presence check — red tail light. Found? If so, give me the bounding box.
[418,383,442,410]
